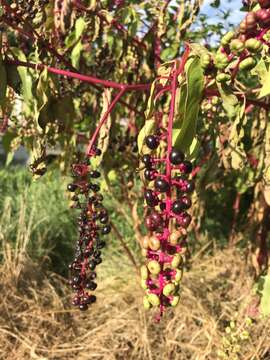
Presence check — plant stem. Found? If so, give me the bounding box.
[86,89,126,155]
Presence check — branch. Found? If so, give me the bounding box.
[86,88,126,155]
[6,59,151,93]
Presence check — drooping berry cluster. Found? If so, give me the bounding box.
[140,132,195,318]
[68,148,111,311]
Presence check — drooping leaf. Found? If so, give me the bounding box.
[10,48,33,102]
[91,89,112,168]
[71,41,83,69]
[173,55,204,153]
[216,82,239,118]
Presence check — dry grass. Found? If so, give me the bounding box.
[0,190,270,359]
[1,239,270,360]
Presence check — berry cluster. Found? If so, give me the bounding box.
[213,0,270,82]
[68,148,111,311]
[140,132,195,317]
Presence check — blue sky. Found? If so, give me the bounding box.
[201,0,244,25]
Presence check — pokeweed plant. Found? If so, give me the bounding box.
[1,0,270,318]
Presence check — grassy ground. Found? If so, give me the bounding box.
[0,168,270,360]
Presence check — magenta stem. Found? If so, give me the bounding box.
[6,59,152,92]
[86,89,126,155]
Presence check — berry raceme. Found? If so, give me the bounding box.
[212,0,270,85]
[140,132,194,318]
[68,148,111,311]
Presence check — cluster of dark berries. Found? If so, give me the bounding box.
[68,148,111,311]
[139,132,194,316]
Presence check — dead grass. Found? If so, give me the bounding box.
[0,242,270,360]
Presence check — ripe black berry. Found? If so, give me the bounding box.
[185,180,195,193]
[79,303,88,311]
[86,281,97,290]
[142,154,152,168]
[101,225,111,234]
[89,170,101,178]
[169,148,184,165]
[171,201,185,214]
[144,168,156,181]
[180,161,192,174]
[145,135,159,150]
[67,183,77,192]
[144,189,159,207]
[97,240,106,249]
[154,177,170,193]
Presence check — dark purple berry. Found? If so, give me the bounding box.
[101,225,111,234]
[142,154,152,168]
[97,241,106,249]
[145,135,159,150]
[171,201,185,214]
[89,170,101,178]
[86,281,97,290]
[154,177,170,193]
[185,180,195,193]
[180,195,191,209]
[100,215,109,224]
[169,148,184,165]
[67,183,77,192]
[79,303,88,311]
[144,168,156,181]
[178,212,192,228]
[179,161,192,174]
[88,294,97,303]
[144,189,159,207]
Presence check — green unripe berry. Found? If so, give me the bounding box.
[143,296,151,310]
[171,253,183,269]
[230,39,245,53]
[211,96,219,105]
[147,260,161,275]
[148,293,160,306]
[201,53,211,68]
[140,265,148,280]
[245,38,263,52]
[239,57,257,71]
[170,295,180,307]
[141,279,148,290]
[216,73,231,83]
[163,283,176,296]
[221,31,235,46]
[214,53,229,70]
[174,268,183,283]
[204,103,212,111]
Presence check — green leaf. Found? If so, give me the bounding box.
[173,56,204,153]
[71,41,83,69]
[75,17,86,39]
[10,48,33,102]
[216,82,239,118]
[91,89,112,168]
[6,64,21,94]
[258,69,270,98]
[259,275,270,317]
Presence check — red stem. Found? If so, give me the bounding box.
[6,59,151,92]
[86,89,126,156]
